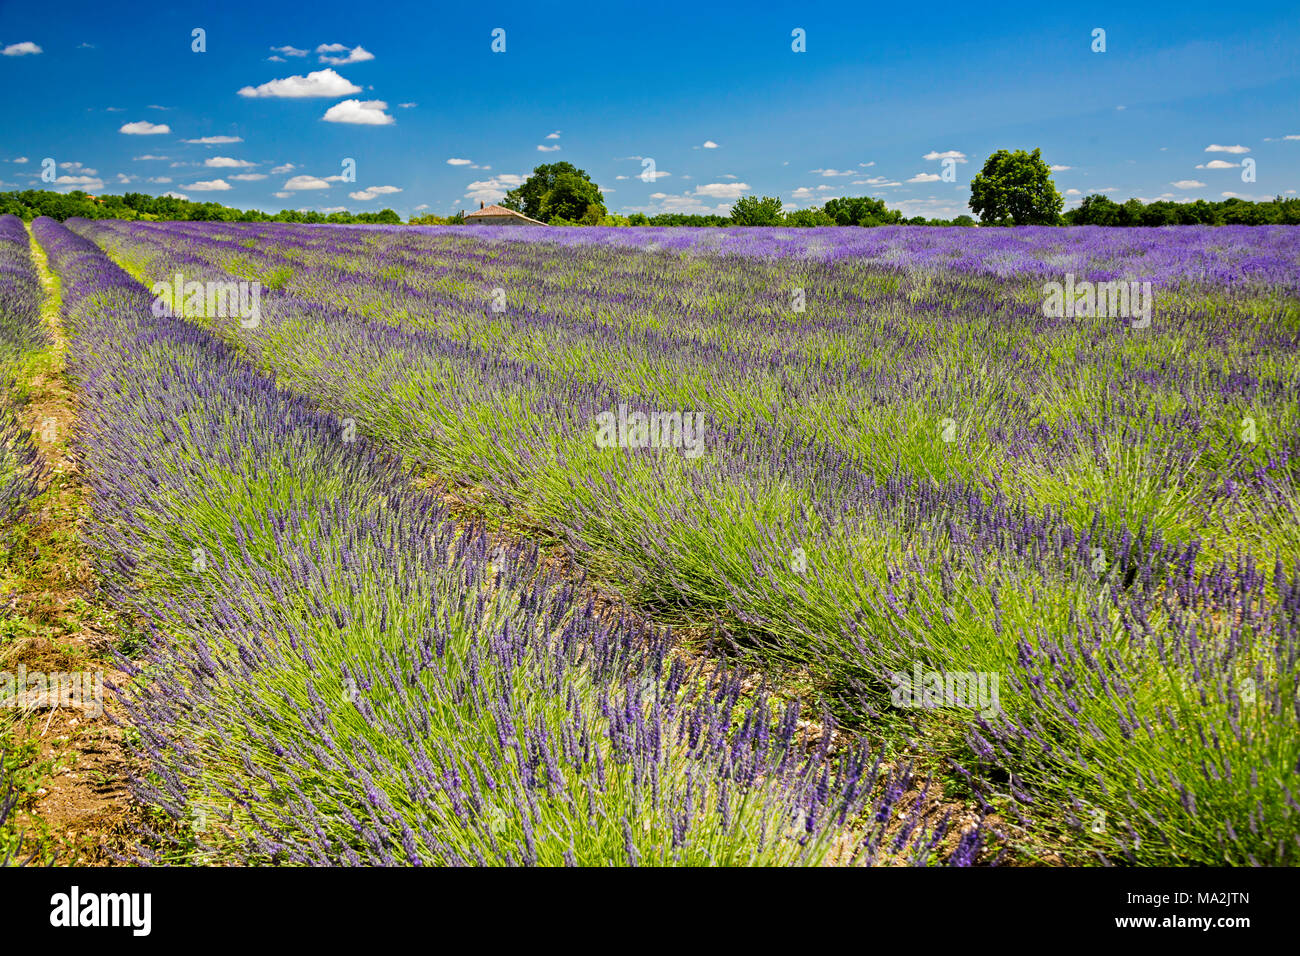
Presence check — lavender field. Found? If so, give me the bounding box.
[5,214,1299,867]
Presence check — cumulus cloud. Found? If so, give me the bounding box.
[537,144,560,152]
[811,168,853,177]
[1050,165,1072,171]
[546,131,561,139]
[1171,180,1206,189]
[271,45,308,57]
[228,173,267,181]
[398,103,417,108]
[163,191,190,200]
[446,158,473,166]
[205,156,255,168]
[238,69,361,99]
[184,135,244,145]
[317,43,374,66]
[1205,144,1249,153]
[851,177,900,187]
[693,182,750,199]
[2,42,42,56]
[284,175,333,190]
[270,163,295,174]
[907,173,942,183]
[349,185,402,200]
[185,179,232,191]
[272,192,291,199]
[120,120,171,135]
[321,99,394,125]
[1196,159,1239,169]
[701,140,719,148]
[465,174,527,204]
[54,175,104,190]
[923,150,967,162]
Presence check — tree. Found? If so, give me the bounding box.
[784,208,835,227]
[729,195,785,226]
[502,162,606,223]
[821,196,902,226]
[968,148,1064,225]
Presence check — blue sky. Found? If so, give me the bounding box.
[1,0,1297,218]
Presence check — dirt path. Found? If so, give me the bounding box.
[0,225,133,864]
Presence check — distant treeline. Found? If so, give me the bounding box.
[1063,194,1300,226]
[4,187,1297,228]
[0,189,402,224]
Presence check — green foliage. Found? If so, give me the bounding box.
[0,190,399,225]
[821,196,903,227]
[1063,193,1300,226]
[729,195,785,226]
[969,148,1064,225]
[502,162,606,224]
[783,208,835,227]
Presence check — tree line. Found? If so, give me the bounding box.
[0,189,402,224]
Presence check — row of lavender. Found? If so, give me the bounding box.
[34,215,964,866]
[75,217,1300,864]
[0,216,46,529]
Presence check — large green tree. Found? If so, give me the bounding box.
[968,148,1064,225]
[729,195,785,225]
[502,162,606,223]
[821,196,903,226]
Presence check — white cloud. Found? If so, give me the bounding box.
[537,144,561,152]
[54,175,104,190]
[10,157,28,164]
[398,102,417,108]
[1050,165,1072,171]
[163,191,190,200]
[229,173,267,181]
[116,173,137,183]
[701,140,719,149]
[267,56,286,62]
[1196,160,1239,169]
[546,131,561,139]
[1171,180,1206,189]
[271,45,309,57]
[907,173,942,183]
[319,206,347,213]
[322,99,394,125]
[923,150,967,162]
[1205,144,1250,154]
[348,185,402,200]
[858,161,875,167]
[447,158,473,166]
[811,168,853,177]
[640,170,670,180]
[464,174,526,204]
[147,176,171,183]
[851,177,901,187]
[63,162,96,174]
[693,182,750,199]
[273,192,291,199]
[2,42,42,56]
[105,107,124,112]
[284,175,332,190]
[205,156,255,168]
[270,163,295,174]
[791,186,840,200]
[317,43,374,66]
[185,179,232,191]
[183,135,244,145]
[1064,188,1082,196]
[120,121,171,135]
[133,154,169,161]
[238,69,361,99]
[414,203,429,210]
